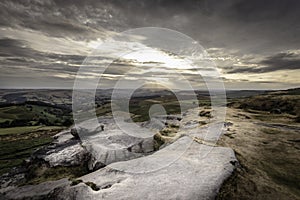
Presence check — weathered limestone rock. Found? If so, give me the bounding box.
[84,129,154,170]
[31,129,89,167]
[0,109,237,200]
[32,117,156,170]
[43,143,88,167]
[55,137,237,200]
[1,136,236,200]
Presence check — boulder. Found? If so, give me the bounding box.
[70,127,80,140]
[43,143,89,167]
[31,128,89,167]
[83,129,154,171]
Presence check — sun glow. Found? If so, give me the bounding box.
[123,49,193,70]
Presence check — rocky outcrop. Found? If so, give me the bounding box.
[31,129,89,168]
[83,129,155,171]
[0,109,237,200]
[43,143,88,167]
[1,136,237,200]
[62,117,157,171]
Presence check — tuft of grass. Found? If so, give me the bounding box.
[85,181,100,191]
[169,124,179,128]
[153,133,165,151]
[160,129,176,138]
[198,121,207,126]
[25,165,89,185]
[199,110,212,118]
[70,179,83,186]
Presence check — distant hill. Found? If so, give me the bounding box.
[229,88,300,120]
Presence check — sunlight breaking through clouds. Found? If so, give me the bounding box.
[0,0,299,89]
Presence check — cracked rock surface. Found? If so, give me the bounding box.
[1,136,236,200]
[54,137,236,200]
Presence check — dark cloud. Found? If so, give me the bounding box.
[0,38,79,63]
[0,0,299,89]
[0,38,24,48]
[228,51,300,73]
[0,0,130,40]
[229,0,300,22]
[107,0,300,52]
[0,38,31,57]
[1,0,299,50]
[260,52,300,71]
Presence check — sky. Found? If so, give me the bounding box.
[0,0,299,90]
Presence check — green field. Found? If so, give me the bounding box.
[0,104,72,127]
[0,126,64,175]
[0,126,62,136]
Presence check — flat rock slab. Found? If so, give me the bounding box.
[54,136,237,200]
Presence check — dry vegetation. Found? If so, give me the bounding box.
[216,89,300,199]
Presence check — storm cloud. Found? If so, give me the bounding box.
[0,0,299,89]
[228,51,300,74]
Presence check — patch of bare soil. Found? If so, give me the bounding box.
[216,108,300,200]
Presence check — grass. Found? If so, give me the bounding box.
[0,126,42,135]
[0,136,53,175]
[0,104,72,127]
[85,181,100,191]
[260,127,299,197]
[70,179,83,186]
[0,126,63,175]
[129,98,182,122]
[0,104,71,176]
[0,126,62,136]
[0,103,86,181]
[153,133,166,151]
[218,114,300,200]
[153,123,180,150]
[231,93,300,118]
[25,165,89,185]
[127,94,186,122]
[0,103,71,176]
[95,95,210,123]
[260,157,300,197]
[253,113,296,123]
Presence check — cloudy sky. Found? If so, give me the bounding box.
[0,0,299,90]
